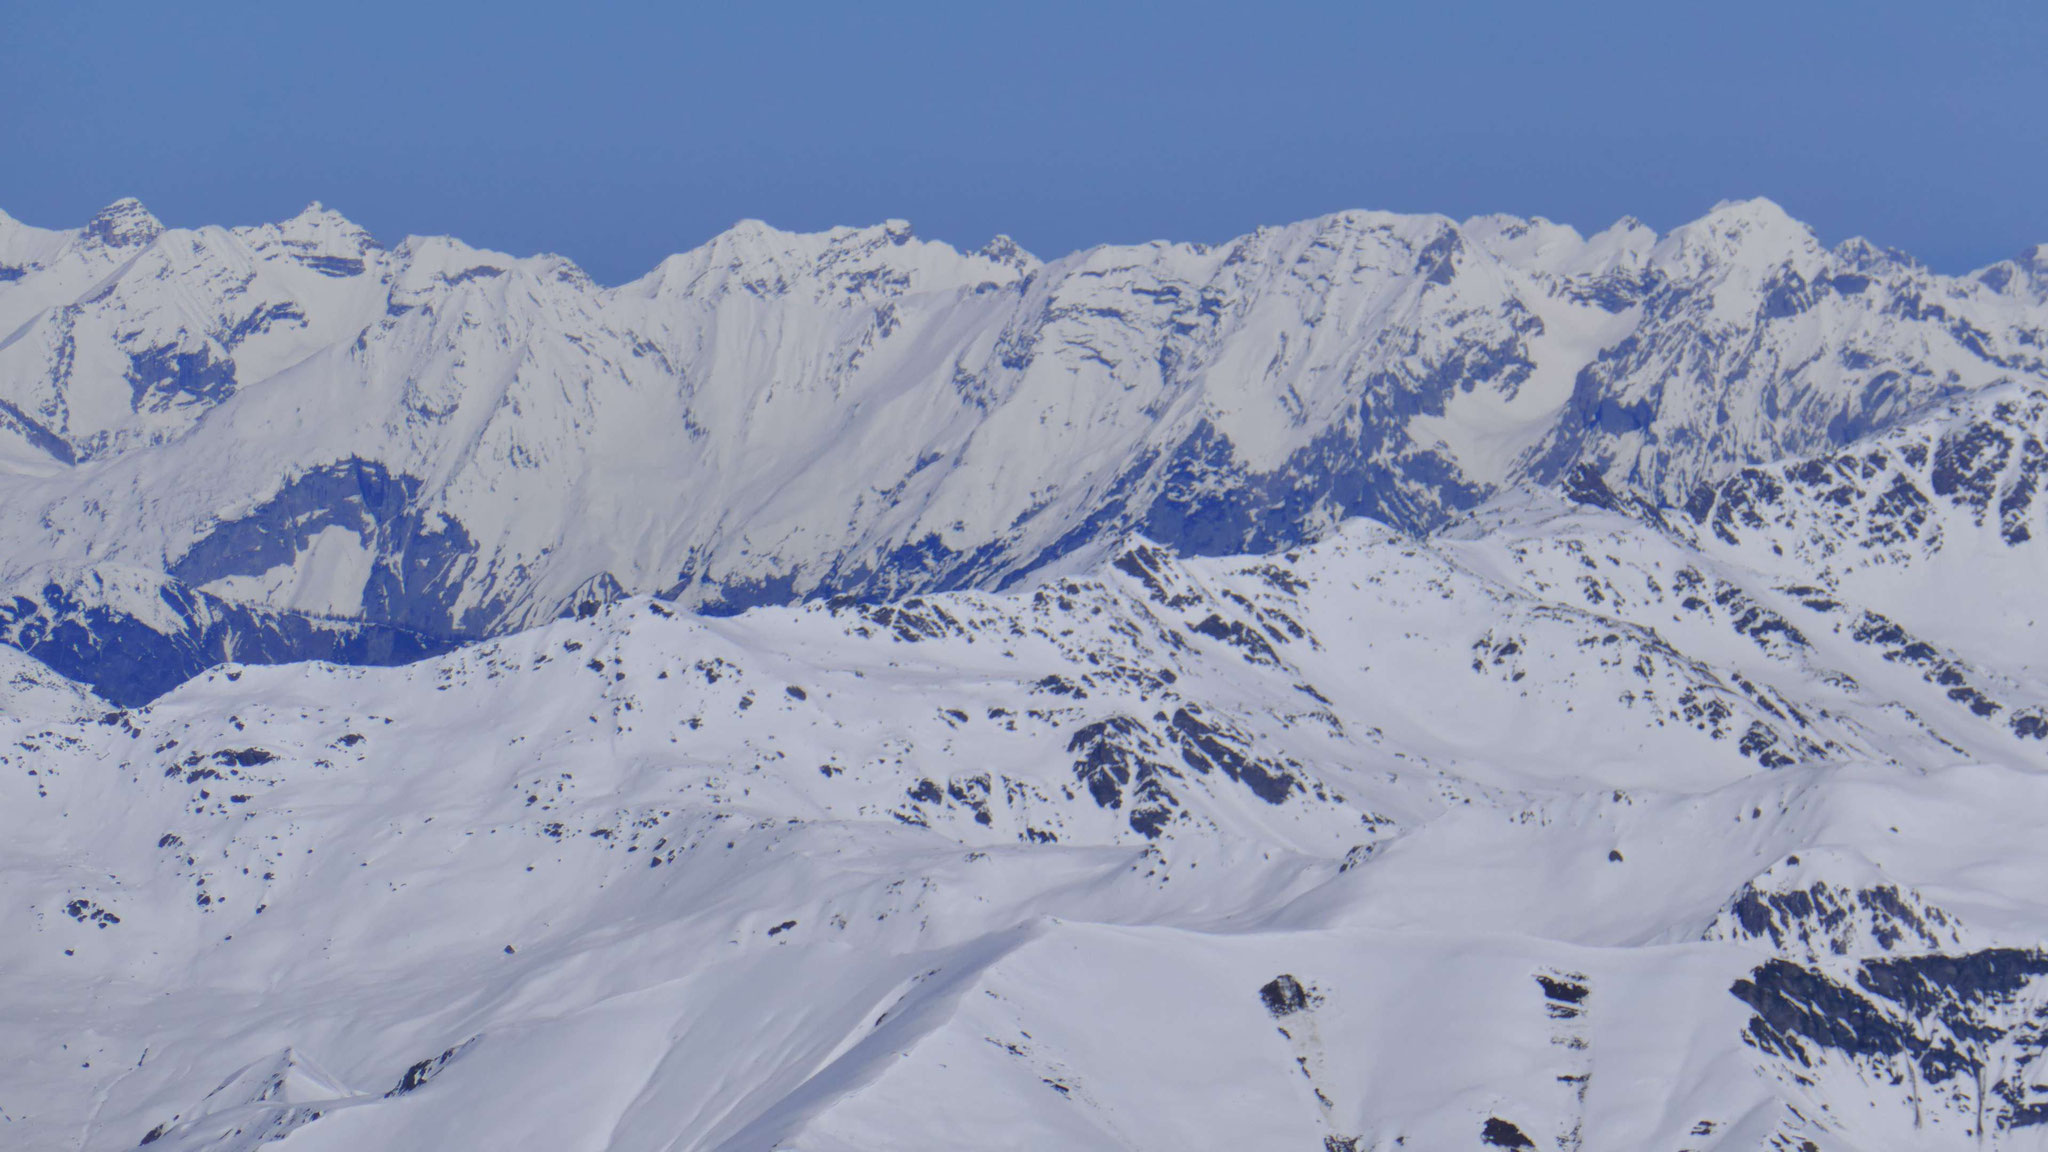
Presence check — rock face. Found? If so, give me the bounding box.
[1734,951,2048,1142]
[2,197,2047,701]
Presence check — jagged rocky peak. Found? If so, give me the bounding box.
[976,233,1036,271]
[1831,234,1923,275]
[225,201,386,281]
[79,196,164,249]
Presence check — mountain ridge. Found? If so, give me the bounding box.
[2,196,2046,704]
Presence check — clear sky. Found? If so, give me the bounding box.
[5,1,2045,284]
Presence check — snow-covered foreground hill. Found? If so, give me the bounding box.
[9,439,2048,1148]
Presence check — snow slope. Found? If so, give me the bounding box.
[8,461,2048,1147]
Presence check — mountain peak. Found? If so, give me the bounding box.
[287,200,358,229]
[272,200,378,251]
[80,197,163,249]
[1652,196,1821,277]
[628,215,1026,302]
[977,234,1036,271]
[1975,242,2048,301]
[1832,235,1921,273]
[1706,195,1792,218]
[1693,197,1815,247]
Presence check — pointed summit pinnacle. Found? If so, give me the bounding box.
[82,198,163,249]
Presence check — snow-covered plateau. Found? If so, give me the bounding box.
[5,199,2048,1149]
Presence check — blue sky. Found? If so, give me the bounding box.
[4,1,2044,284]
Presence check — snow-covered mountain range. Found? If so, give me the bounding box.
[3,197,2046,704]
[5,198,2048,1149]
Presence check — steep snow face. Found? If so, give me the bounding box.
[2,198,2046,702]
[8,476,2048,1150]
[0,201,386,463]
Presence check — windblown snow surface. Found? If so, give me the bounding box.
[5,200,2048,1149]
